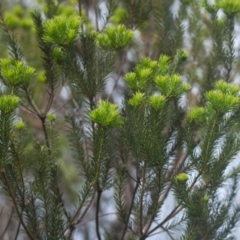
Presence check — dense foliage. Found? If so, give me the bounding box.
[0,0,240,239]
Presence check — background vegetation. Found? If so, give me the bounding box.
[0,0,240,239]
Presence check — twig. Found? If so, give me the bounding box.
[0,206,14,239]
[14,222,21,240]
[139,163,146,236]
[22,86,41,115]
[75,192,96,225]
[144,172,202,238]
[78,212,117,227]
[1,171,35,240]
[95,187,102,240]
[107,50,128,101]
[121,177,140,240]
[60,184,93,237]
[93,0,99,31]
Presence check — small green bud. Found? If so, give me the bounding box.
[89,101,123,127]
[0,95,20,113]
[175,173,189,182]
[179,50,188,61]
[128,92,144,107]
[149,95,166,110]
[181,83,191,92]
[203,194,210,201]
[47,113,56,121]
[15,121,25,131]
[37,71,46,83]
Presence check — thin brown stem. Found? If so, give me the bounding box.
[121,177,140,240]
[39,116,51,156]
[0,206,14,239]
[19,103,37,116]
[144,172,202,238]
[22,86,41,115]
[52,91,77,114]
[14,222,21,240]
[78,212,116,227]
[93,0,99,31]
[60,184,93,237]
[107,51,128,101]
[76,192,96,225]
[95,187,102,240]
[139,164,146,236]
[78,0,84,33]
[1,171,34,240]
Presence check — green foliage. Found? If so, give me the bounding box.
[0,0,240,240]
[0,95,20,112]
[97,24,134,50]
[43,15,83,45]
[89,100,123,127]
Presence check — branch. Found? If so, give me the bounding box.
[0,206,14,239]
[121,176,140,240]
[1,171,35,240]
[96,187,102,240]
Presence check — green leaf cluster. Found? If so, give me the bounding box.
[0,59,35,87]
[89,100,123,127]
[97,24,134,50]
[43,15,83,45]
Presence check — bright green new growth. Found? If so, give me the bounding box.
[149,95,166,110]
[188,107,205,122]
[216,0,240,15]
[15,121,25,130]
[203,194,210,201]
[128,92,145,107]
[89,100,123,127]
[157,55,170,75]
[0,95,20,113]
[37,71,46,83]
[154,74,191,98]
[205,90,240,112]
[47,113,56,122]
[0,59,35,87]
[97,24,134,50]
[175,173,189,182]
[215,80,239,96]
[43,15,82,45]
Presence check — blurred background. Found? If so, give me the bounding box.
[0,0,240,239]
